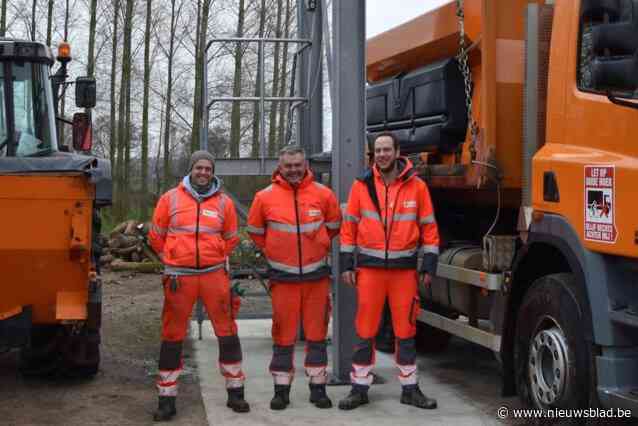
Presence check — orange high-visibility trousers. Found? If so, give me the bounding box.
[269,277,331,385]
[156,269,245,397]
[350,267,420,387]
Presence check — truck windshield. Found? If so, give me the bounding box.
[0,62,57,157]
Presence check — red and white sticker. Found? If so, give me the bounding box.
[584,165,617,243]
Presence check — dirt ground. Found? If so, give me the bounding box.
[0,271,211,426]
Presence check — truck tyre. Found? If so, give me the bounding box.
[20,325,100,378]
[515,273,593,416]
[19,325,61,376]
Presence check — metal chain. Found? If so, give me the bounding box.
[455,0,479,159]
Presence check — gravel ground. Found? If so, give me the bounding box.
[0,271,210,426]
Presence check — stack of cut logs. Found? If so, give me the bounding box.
[100,220,162,273]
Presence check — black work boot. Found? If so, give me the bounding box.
[400,384,437,409]
[153,396,177,422]
[226,387,250,413]
[270,384,291,410]
[338,384,369,410]
[309,383,332,409]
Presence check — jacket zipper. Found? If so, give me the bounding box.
[293,187,303,276]
[195,201,201,269]
[382,180,403,269]
[384,183,389,268]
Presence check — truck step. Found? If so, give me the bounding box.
[417,309,502,352]
[609,307,638,328]
[599,387,638,416]
[436,262,505,291]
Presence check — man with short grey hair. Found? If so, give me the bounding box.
[247,145,342,410]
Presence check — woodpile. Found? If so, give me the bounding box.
[100,220,162,273]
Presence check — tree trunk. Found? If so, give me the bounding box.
[0,0,7,36]
[267,0,283,156]
[229,0,246,158]
[31,0,37,41]
[109,0,120,178]
[58,0,70,146]
[192,0,211,154]
[141,0,152,220]
[191,0,202,154]
[46,0,54,46]
[155,96,164,197]
[163,0,178,190]
[250,0,267,158]
[276,0,292,149]
[116,0,134,219]
[87,0,98,77]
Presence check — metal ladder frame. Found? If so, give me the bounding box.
[200,35,311,175]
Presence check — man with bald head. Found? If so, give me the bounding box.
[149,150,249,421]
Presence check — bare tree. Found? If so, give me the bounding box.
[276,0,292,150]
[267,0,283,155]
[86,0,97,77]
[1,0,6,36]
[162,0,183,189]
[115,0,134,218]
[46,0,54,46]
[30,0,36,40]
[57,0,70,145]
[191,0,211,154]
[109,0,120,176]
[229,0,246,157]
[140,0,152,219]
[250,0,266,157]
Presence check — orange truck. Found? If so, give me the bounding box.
[0,40,111,377]
[367,0,638,416]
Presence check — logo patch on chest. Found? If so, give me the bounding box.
[403,200,417,209]
[307,209,322,217]
[202,209,219,218]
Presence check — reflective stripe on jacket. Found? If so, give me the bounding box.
[149,178,239,270]
[247,169,341,282]
[340,157,439,273]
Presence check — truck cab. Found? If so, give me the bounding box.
[366,0,638,417]
[0,41,58,158]
[0,39,111,377]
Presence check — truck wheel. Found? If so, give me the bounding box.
[19,325,62,376]
[63,328,100,378]
[515,273,592,412]
[20,325,100,378]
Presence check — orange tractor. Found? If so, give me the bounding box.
[0,40,110,377]
[367,0,638,416]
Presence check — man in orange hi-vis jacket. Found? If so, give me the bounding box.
[338,132,439,411]
[247,145,341,411]
[149,151,249,421]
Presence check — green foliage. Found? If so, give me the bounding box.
[230,228,267,269]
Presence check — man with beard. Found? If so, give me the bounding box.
[149,151,249,421]
[338,132,440,410]
[247,146,341,410]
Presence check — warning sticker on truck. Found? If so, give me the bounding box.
[584,165,617,243]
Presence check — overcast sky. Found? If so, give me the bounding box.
[366,0,451,38]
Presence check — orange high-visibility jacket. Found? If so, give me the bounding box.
[149,178,239,271]
[340,157,440,274]
[247,170,341,282]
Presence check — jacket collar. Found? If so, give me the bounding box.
[180,174,221,201]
